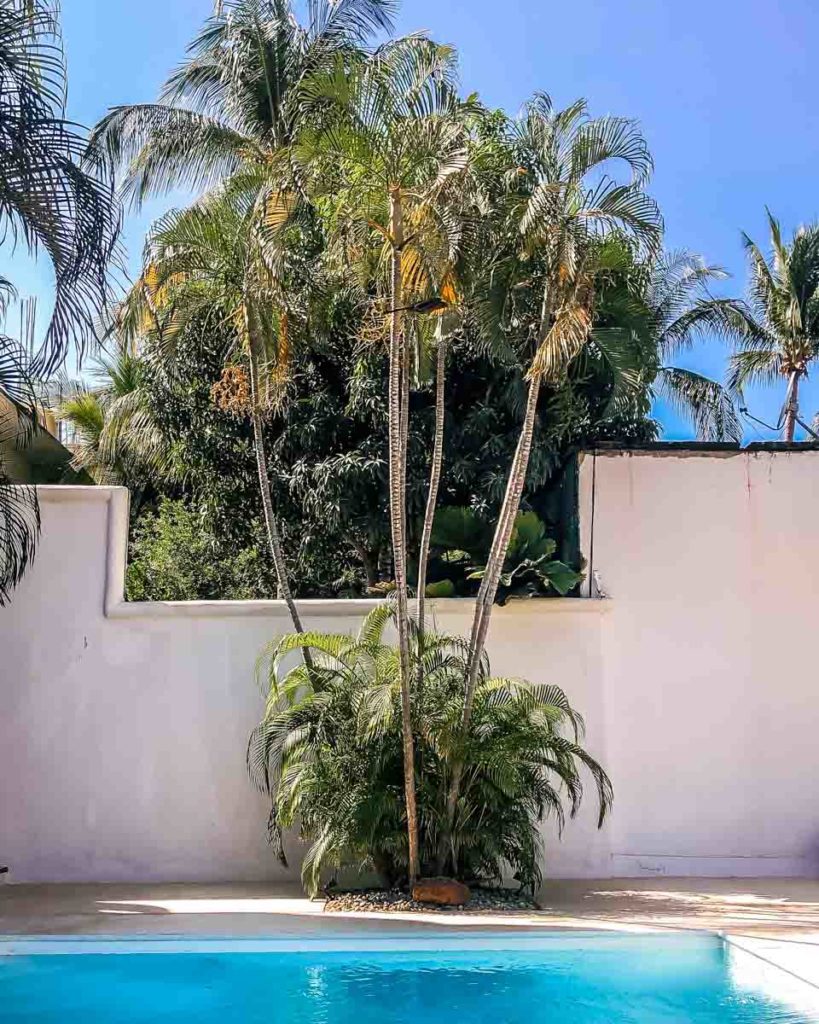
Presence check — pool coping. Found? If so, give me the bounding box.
[0,928,716,956]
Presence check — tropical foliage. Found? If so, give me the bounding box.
[89,2,736,886]
[430,507,582,603]
[249,606,611,894]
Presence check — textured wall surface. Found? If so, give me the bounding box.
[581,448,819,878]
[1,449,817,884]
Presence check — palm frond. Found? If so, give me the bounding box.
[0,481,39,606]
[2,0,120,371]
[657,366,741,442]
[88,104,256,208]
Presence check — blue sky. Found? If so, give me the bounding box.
[7,0,819,439]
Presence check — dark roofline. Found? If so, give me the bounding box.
[584,440,819,456]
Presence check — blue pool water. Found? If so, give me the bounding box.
[1,934,817,1023]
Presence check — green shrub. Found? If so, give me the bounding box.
[126,498,278,601]
[248,606,611,895]
[428,507,584,603]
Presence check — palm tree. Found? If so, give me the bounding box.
[593,246,742,441]
[249,604,611,892]
[57,343,170,487]
[444,95,662,855]
[405,134,488,657]
[88,0,395,205]
[122,186,314,638]
[0,315,39,605]
[718,211,819,441]
[296,36,471,882]
[0,0,119,602]
[415,313,452,635]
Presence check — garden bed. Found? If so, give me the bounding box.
[323,888,539,914]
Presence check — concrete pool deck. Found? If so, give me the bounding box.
[2,878,819,943]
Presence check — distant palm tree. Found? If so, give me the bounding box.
[0,0,119,603]
[57,344,169,487]
[718,210,819,441]
[593,247,742,441]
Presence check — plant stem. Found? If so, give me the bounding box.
[416,323,447,689]
[245,303,311,660]
[388,186,420,884]
[438,371,542,872]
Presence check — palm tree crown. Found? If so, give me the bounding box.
[89,0,396,206]
[721,210,819,440]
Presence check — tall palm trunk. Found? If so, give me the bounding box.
[245,305,310,649]
[437,371,542,873]
[388,186,420,884]
[783,369,800,442]
[415,324,447,669]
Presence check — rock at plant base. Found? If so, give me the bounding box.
[412,878,470,906]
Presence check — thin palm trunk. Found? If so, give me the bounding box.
[388,187,420,884]
[466,372,541,693]
[415,325,447,664]
[436,371,542,873]
[783,370,800,442]
[245,306,310,649]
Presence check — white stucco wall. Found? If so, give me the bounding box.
[580,448,819,878]
[0,487,606,882]
[1,448,818,884]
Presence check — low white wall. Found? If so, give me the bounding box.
[2,448,818,884]
[0,488,606,882]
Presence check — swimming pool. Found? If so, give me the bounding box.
[1,933,817,1023]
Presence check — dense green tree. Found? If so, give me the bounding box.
[126,498,278,602]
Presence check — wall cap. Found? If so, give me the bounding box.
[19,486,610,621]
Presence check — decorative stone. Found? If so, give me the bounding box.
[411,877,471,906]
[323,886,535,915]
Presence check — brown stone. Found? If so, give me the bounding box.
[412,877,471,906]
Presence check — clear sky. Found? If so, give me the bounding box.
[7,0,819,439]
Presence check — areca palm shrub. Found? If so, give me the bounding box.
[295,35,473,880]
[248,606,611,894]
